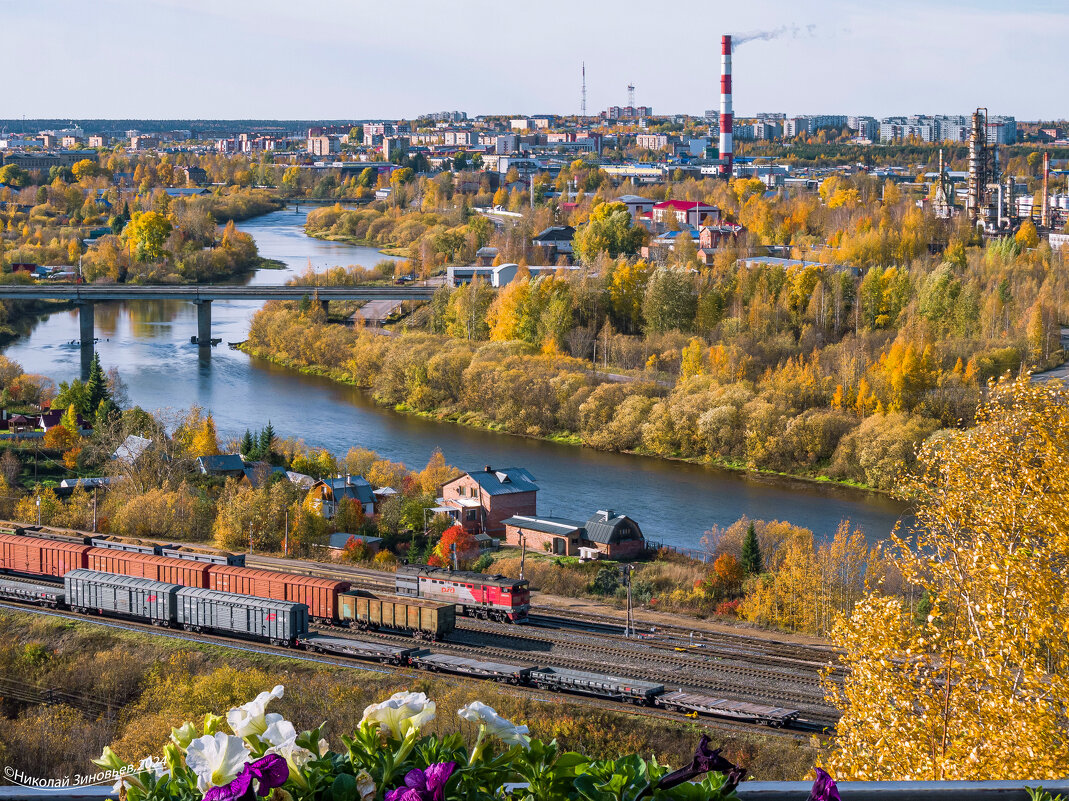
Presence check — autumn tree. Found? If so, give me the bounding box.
[431,523,480,568]
[573,201,645,263]
[825,377,1069,780]
[123,210,172,262]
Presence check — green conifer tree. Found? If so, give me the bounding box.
[85,353,112,413]
[240,429,256,458]
[741,521,763,575]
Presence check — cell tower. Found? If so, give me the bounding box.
[581,62,587,118]
[627,83,636,108]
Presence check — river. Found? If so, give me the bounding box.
[7,206,908,549]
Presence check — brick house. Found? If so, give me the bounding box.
[502,515,583,556]
[502,510,645,559]
[441,466,538,537]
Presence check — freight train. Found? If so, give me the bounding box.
[0,526,532,627]
[0,531,454,640]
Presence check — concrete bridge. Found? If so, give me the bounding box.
[0,284,437,351]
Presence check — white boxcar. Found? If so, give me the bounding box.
[65,569,177,625]
[176,587,307,646]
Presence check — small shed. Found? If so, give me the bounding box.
[325,532,384,559]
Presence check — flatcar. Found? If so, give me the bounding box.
[529,667,665,705]
[0,576,65,607]
[654,691,799,727]
[65,569,178,626]
[409,652,534,685]
[90,537,159,556]
[298,635,422,665]
[161,545,245,567]
[339,592,454,640]
[177,587,307,647]
[395,564,530,622]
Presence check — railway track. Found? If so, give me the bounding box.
[0,602,829,740]
[309,624,837,715]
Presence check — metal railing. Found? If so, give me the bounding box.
[2,781,1068,800]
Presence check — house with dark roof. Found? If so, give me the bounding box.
[501,515,583,556]
[531,226,575,264]
[441,466,538,536]
[196,453,247,478]
[324,531,384,558]
[308,475,376,517]
[582,510,645,559]
[242,462,288,489]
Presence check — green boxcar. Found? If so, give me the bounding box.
[338,592,454,641]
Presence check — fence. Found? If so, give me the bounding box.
[644,540,713,563]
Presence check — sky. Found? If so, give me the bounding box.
[4,0,1069,121]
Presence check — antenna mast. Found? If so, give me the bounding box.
[581,62,587,118]
[627,82,635,109]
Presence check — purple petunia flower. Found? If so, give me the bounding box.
[204,755,290,801]
[808,768,840,801]
[656,735,745,793]
[384,762,456,801]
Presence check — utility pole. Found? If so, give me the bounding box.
[519,535,527,581]
[249,522,254,554]
[450,542,458,571]
[621,564,635,637]
[92,488,98,533]
[283,508,289,556]
[36,494,42,526]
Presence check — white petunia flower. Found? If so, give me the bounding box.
[360,691,436,738]
[185,732,252,792]
[457,701,530,746]
[227,685,285,738]
[263,719,316,774]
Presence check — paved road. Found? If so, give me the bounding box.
[1034,328,1069,382]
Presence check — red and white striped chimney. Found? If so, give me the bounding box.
[719,34,733,179]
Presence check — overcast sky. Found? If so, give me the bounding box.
[5,0,1068,121]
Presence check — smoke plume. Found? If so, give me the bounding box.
[732,23,816,47]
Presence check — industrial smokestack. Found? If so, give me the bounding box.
[719,35,733,179]
[1042,151,1051,229]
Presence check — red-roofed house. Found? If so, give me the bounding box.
[652,200,720,229]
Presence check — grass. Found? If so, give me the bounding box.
[0,609,818,782]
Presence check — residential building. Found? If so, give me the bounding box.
[1,151,84,170]
[61,136,82,148]
[847,116,879,140]
[635,133,668,150]
[307,475,376,517]
[441,466,538,536]
[582,510,644,559]
[531,226,575,262]
[183,165,209,185]
[616,194,656,220]
[196,454,246,478]
[87,135,109,148]
[651,199,720,228]
[130,135,159,150]
[602,105,652,121]
[307,135,340,156]
[697,223,745,265]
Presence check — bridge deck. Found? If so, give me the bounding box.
[0,285,437,302]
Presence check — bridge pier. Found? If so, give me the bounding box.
[78,302,95,381]
[195,300,211,347]
[319,299,329,316]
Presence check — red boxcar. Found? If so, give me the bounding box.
[86,548,210,588]
[207,566,349,622]
[0,533,89,578]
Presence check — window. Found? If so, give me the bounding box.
[457,486,465,497]
[466,510,477,522]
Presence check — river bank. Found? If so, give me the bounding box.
[239,337,888,497]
